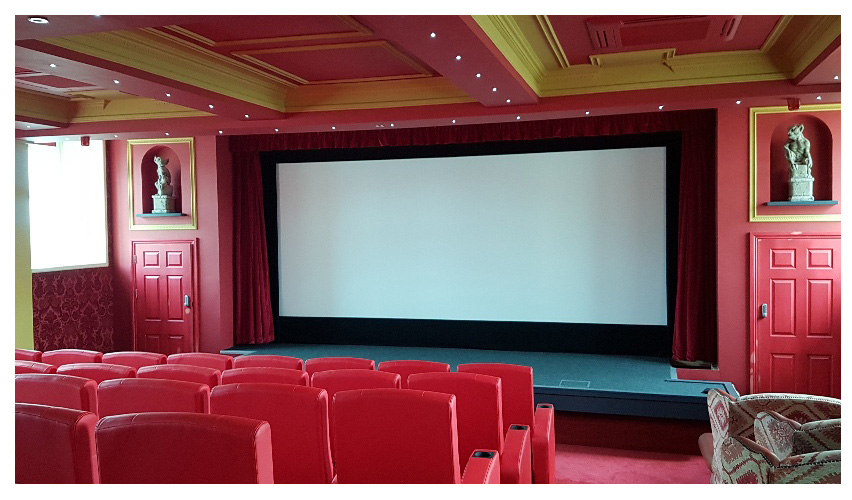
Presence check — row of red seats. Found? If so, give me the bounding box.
[15,350,555,483]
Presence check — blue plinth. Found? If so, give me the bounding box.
[765,200,838,206]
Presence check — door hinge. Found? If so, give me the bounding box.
[133,255,137,264]
[135,289,138,299]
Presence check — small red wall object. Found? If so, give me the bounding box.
[81,136,90,146]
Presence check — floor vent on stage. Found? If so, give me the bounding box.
[559,379,591,388]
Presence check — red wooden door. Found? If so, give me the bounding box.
[753,235,840,397]
[133,241,196,355]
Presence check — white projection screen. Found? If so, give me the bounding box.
[277,146,668,326]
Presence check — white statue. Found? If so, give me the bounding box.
[152,156,176,213]
[784,124,815,202]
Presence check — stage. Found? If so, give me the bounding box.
[221,343,737,421]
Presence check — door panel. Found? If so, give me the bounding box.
[133,241,195,355]
[754,236,840,398]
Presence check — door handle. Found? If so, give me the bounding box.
[184,295,191,308]
[760,303,768,318]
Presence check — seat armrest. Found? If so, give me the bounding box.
[794,418,841,454]
[532,403,556,483]
[461,450,500,484]
[754,410,797,459]
[500,424,532,484]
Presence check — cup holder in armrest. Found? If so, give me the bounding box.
[472,451,496,458]
[509,425,529,430]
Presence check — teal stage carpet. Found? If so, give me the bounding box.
[222,343,736,420]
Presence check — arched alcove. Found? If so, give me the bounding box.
[768,114,833,202]
[140,145,183,213]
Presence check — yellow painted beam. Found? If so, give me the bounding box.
[285,77,474,112]
[472,15,545,94]
[71,97,211,123]
[15,141,35,349]
[16,88,72,124]
[765,15,840,78]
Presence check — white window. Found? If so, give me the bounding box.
[27,140,108,272]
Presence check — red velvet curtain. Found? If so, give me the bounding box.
[230,110,717,361]
[232,152,274,345]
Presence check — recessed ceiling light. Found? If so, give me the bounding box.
[113,79,120,84]
[452,119,456,124]
[658,105,664,110]
[492,87,497,92]
[506,99,511,103]
[27,17,49,24]
[476,73,481,78]
[218,130,223,134]
[736,100,741,104]
[390,123,394,127]
[331,126,336,130]
[244,114,250,118]
[49,63,56,68]
[26,125,31,128]
[165,132,170,136]
[208,104,214,109]
[816,95,822,100]
[455,55,461,61]
[834,75,839,80]
[585,111,590,115]
[516,116,521,120]
[165,93,171,97]
[274,128,279,132]
[113,135,118,138]
[430,32,436,38]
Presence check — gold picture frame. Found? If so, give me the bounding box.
[749,104,840,222]
[127,137,197,230]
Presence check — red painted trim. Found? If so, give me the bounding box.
[748,232,841,394]
[793,35,841,86]
[130,239,199,353]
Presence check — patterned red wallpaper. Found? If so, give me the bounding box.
[32,266,115,352]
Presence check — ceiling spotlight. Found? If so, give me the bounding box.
[331,126,336,130]
[208,104,214,109]
[26,125,31,128]
[736,100,742,104]
[113,135,118,138]
[834,75,839,80]
[218,130,223,134]
[165,132,170,136]
[658,105,664,110]
[274,128,279,132]
[390,123,394,127]
[585,111,590,115]
[492,88,498,92]
[476,73,481,78]
[244,114,250,118]
[430,32,436,38]
[165,93,171,97]
[452,119,456,124]
[506,99,511,103]
[49,63,56,68]
[113,79,120,84]
[816,95,822,100]
[455,55,462,61]
[27,16,49,24]
[516,116,521,120]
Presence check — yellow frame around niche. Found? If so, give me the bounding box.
[749,104,841,222]
[127,137,197,230]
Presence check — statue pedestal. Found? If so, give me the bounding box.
[152,194,176,214]
[789,176,815,202]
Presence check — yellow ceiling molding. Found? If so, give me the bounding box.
[765,15,840,78]
[590,48,676,68]
[71,97,212,123]
[535,15,569,69]
[40,29,292,113]
[471,15,545,94]
[540,50,786,97]
[167,16,373,48]
[759,15,793,53]
[285,76,473,112]
[15,88,72,124]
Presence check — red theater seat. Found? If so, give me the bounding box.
[103,351,167,370]
[333,388,500,484]
[15,360,57,374]
[57,363,136,384]
[167,352,234,371]
[457,363,555,484]
[15,403,99,484]
[305,356,375,377]
[42,349,103,366]
[15,373,98,414]
[211,383,335,484]
[98,378,210,417]
[221,367,308,386]
[409,371,532,484]
[136,364,221,389]
[233,354,303,371]
[96,412,274,483]
[377,359,451,389]
[15,348,42,362]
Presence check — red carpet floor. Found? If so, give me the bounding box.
[554,444,711,484]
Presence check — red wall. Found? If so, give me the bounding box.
[108,135,235,353]
[677,106,841,393]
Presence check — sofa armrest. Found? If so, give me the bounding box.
[714,436,774,484]
[500,424,531,484]
[461,450,501,484]
[754,410,796,459]
[769,448,842,484]
[532,403,556,483]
